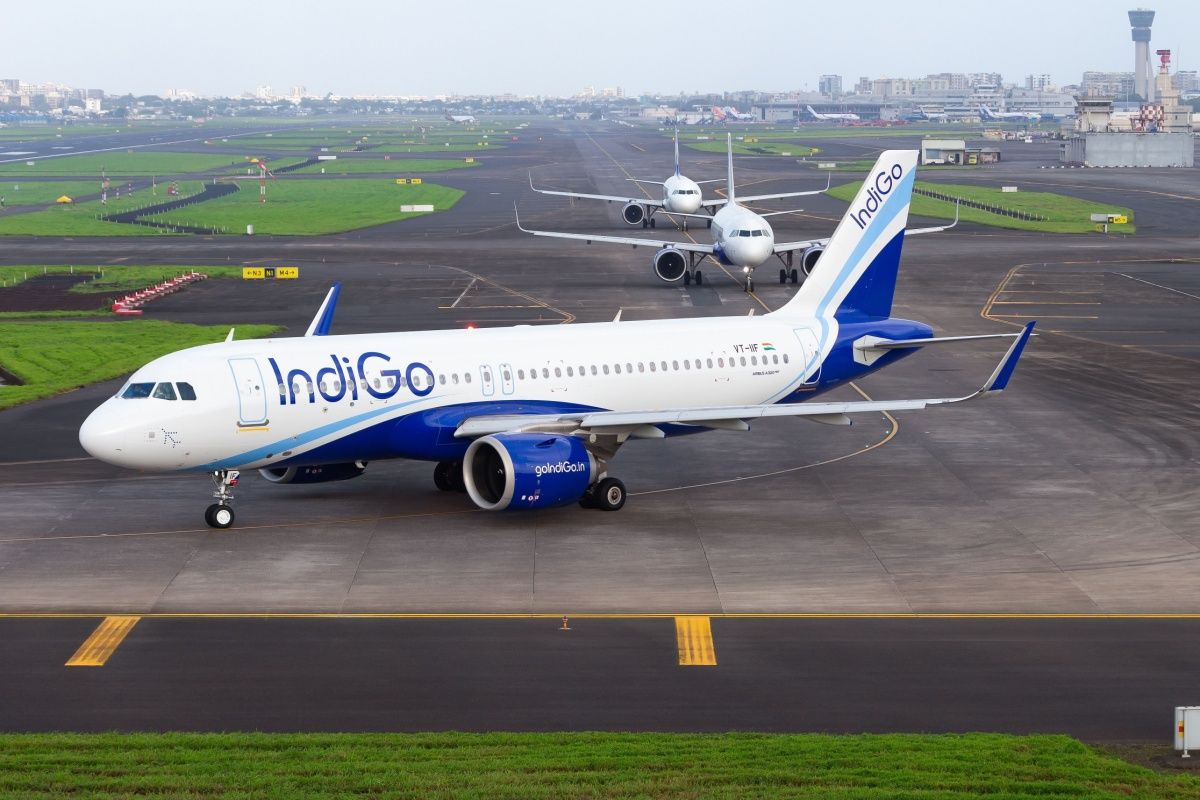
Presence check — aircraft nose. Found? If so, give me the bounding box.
[79,403,128,465]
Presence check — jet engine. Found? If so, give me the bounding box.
[652,247,687,282]
[621,202,646,225]
[259,461,367,484]
[463,433,595,510]
[800,245,824,277]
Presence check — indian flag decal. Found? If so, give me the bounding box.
[762,343,776,351]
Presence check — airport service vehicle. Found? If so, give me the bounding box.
[806,105,861,122]
[529,128,827,232]
[978,105,1040,123]
[79,150,1034,530]
[520,133,955,290]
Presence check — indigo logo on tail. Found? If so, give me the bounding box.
[851,163,905,230]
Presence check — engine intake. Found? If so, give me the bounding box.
[653,247,687,282]
[259,461,367,484]
[463,433,595,510]
[801,245,824,277]
[621,202,646,225]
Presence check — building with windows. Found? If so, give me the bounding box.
[818,74,842,98]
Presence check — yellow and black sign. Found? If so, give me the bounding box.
[242,266,299,280]
[1109,214,1128,225]
[411,177,423,185]
[464,157,475,164]
[395,178,408,184]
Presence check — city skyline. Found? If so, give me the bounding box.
[4,0,1198,98]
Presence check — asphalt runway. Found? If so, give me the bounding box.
[0,119,1198,733]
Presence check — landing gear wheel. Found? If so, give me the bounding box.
[592,477,626,511]
[684,271,692,286]
[779,268,788,284]
[649,217,656,229]
[642,219,648,229]
[205,503,234,529]
[433,461,456,491]
[706,219,712,229]
[694,270,703,285]
[790,268,799,284]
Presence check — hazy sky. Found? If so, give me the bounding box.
[6,0,1198,97]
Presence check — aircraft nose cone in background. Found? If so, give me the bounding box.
[724,235,775,268]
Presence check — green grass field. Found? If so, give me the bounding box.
[142,178,464,235]
[0,180,109,206]
[0,733,1194,798]
[0,319,280,409]
[292,157,479,175]
[0,264,244,292]
[0,151,249,177]
[0,182,208,236]
[828,180,1136,234]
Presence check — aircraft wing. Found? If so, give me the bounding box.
[514,206,715,254]
[530,173,660,208]
[455,322,1034,439]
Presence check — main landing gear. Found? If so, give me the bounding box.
[204,470,239,529]
[579,476,627,511]
[778,268,799,284]
[682,269,704,286]
[433,460,466,492]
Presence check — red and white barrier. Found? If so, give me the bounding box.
[112,271,208,315]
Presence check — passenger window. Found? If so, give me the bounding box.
[740,356,747,366]
[694,359,702,369]
[660,361,667,371]
[517,370,524,380]
[638,363,645,373]
[439,374,447,385]
[672,360,679,371]
[783,354,790,364]
[542,368,550,378]
[503,369,511,381]
[707,358,713,368]
[718,358,724,367]
[152,382,177,400]
[602,364,610,375]
[566,367,574,377]
[751,356,758,365]
[590,365,597,376]
[684,360,690,370]
[773,355,779,364]
[554,367,562,378]
[614,364,622,374]
[453,374,460,384]
[121,382,155,399]
[177,382,197,401]
[649,362,656,372]
[464,373,471,384]
[626,362,633,373]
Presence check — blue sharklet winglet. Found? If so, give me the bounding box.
[305,282,341,337]
[981,321,1035,394]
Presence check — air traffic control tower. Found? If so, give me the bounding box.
[1129,8,1155,101]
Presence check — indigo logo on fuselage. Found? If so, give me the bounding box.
[268,352,434,405]
[851,163,904,230]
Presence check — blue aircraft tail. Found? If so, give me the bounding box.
[773,150,918,321]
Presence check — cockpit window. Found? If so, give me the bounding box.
[751,229,763,237]
[152,382,177,401]
[177,382,197,401]
[121,382,155,399]
[738,230,752,237]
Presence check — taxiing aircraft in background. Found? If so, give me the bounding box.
[806,105,861,122]
[978,105,1040,123]
[79,148,1033,529]
[445,113,477,124]
[520,134,954,290]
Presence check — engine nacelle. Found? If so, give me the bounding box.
[463,433,595,511]
[259,461,367,484]
[621,202,646,225]
[800,245,824,277]
[653,247,687,282]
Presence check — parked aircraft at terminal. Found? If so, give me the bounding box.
[520,134,955,289]
[79,149,1032,529]
[806,105,861,122]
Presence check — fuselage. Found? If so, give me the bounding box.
[661,173,703,214]
[79,313,931,474]
[710,202,775,268]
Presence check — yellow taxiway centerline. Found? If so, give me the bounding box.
[675,615,718,666]
[64,615,140,667]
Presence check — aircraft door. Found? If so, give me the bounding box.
[228,357,269,426]
[499,363,515,395]
[792,328,822,387]
[479,365,495,397]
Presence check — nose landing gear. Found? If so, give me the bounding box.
[204,470,239,529]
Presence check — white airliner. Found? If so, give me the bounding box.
[806,105,861,122]
[445,113,477,124]
[519,133,955,289]
[713,106,755,122]
[79,149,1034,530]
[978,105,1039,123]
[529,128,828,232]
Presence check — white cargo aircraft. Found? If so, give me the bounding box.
[79,149,1033,530]
[529,128,827,232]
[806,105,861,122]
[520,133,956,289]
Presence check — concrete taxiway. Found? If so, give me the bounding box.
[0,120,1197,733]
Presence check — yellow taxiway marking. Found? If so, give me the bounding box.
[3,612,1200,621]
[65,616,140,667]
[675,615,717,666]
